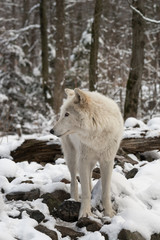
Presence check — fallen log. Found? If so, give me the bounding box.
[121,137,160,153]
[11,139,62,163]
[10,136,160,163]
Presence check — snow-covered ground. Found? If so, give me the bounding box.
[0,117,160,240]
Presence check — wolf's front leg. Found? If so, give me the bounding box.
[79,166,92,218]
[61,136,79,201]
[67,156,79,201]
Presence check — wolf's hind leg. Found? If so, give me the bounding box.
[100,157,114,218]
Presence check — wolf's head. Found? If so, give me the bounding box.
[50,88,90,137]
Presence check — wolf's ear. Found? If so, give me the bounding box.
[65,88,74,98]
[74,88,87,105]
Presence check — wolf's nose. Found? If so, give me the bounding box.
[50,129,54,135]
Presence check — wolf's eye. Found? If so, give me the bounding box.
[65,112,70,117]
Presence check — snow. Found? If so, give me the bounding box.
[124,117,160,139]
[147,117,160,130]
[33,67,41,77]
[0,93,8,103]
[100,161,160,239]
[0,158,18,178]
[79,231,105,240]
[82,32,91,45]
[0,117,160,239]
[125,117,147,129]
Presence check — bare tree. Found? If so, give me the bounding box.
[89,0,102,91]
[53,0,65,115]
[124,0,145,119]
[40,0,52,105]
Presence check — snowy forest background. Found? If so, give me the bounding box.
[0,0,160,135]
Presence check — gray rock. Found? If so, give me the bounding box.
[76,217,102,232]
[118,229,145,240]
[53,200,81,222]
[41,190,70,215]
[20,180,34,184]
[101,232,109,240]
[25,209,45,223]
[7,177,15,183]
[151,233,160,240]
[35,225,58,240]
[55,225,84,239]
[9,208,45,223]
[6,188,40,201]
[126,168,138,179]
[60,178,71,184]
[140,151,160,162]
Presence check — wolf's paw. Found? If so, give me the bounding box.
[104,208,116,218]
[78,207,92,219]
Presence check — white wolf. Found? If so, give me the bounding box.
[50,88,123,218]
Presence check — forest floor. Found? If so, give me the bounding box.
[0,117,160,240]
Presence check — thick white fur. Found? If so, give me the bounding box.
[52,88,124,218]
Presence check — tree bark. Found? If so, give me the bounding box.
[89,0,102,91]
[53,0,65,115]
[124,0,145,119]
[40,0,52,105]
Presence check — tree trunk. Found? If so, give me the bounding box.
[53,0,65,115]
[89,0,102,91]
[21,0,29,75]
[22,0,29,27]
[40,0,52,105]
[124,0,145,119]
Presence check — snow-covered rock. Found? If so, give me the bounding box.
[0,158,18,178]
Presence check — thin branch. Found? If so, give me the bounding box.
[127,0,160,24]
[28,3,40,15]
[0,17,18,23]
[0,25,40,46]
[9,24,40,34]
